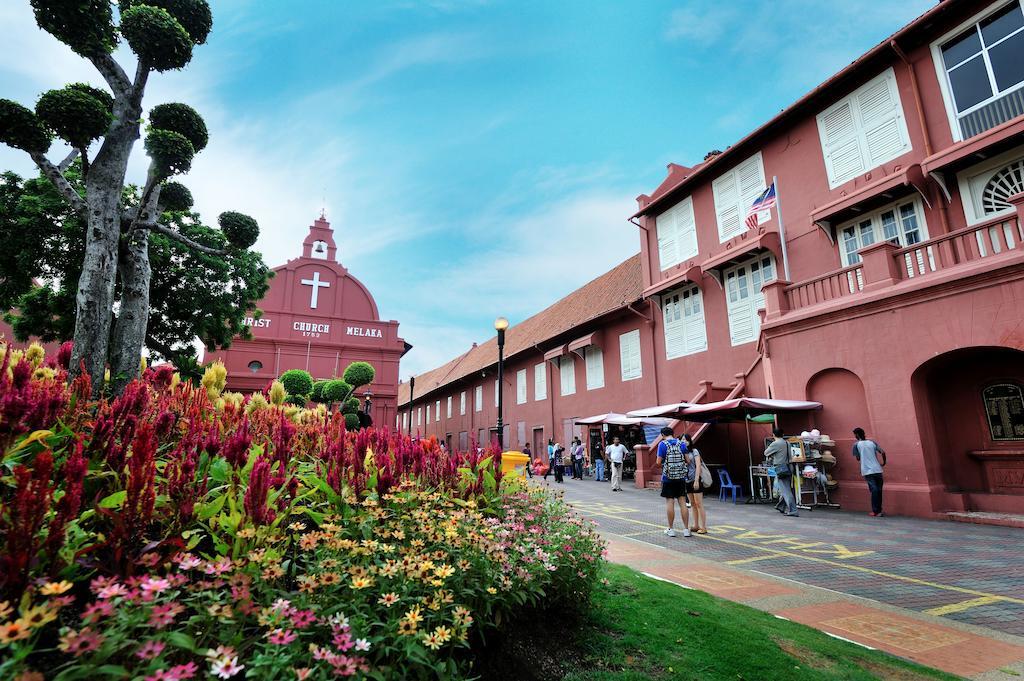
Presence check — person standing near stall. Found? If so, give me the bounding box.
[657,427,691,537]
[571,438,585,479]
[766,428,798,517]
[592,437,606,482]
[852,427,887,517]
[552,443,565,484]
[682,433,707,534]
[606,436,627,492]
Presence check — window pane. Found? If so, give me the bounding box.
[981,3,1024,46]
[942,28,982,67]
[762,258,774,281]
[880,210,899,241]
[899,203,921,244]
[989,32,1024,92]
[859,220,875,247]
[949,56,994,112]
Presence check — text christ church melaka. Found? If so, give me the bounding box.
[205,215,408,427]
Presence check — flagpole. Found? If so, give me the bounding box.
[773,175,792,281]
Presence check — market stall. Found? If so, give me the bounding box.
[574,413,674,479]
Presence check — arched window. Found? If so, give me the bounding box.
[982,383,1024,440]
[247,360,263,373]
[981,160,1024,215]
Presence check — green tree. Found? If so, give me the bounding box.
[279,369,314,400]
[0,0,261,394]
[0,169,270,371]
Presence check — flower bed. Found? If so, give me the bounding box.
[0,343,605,680]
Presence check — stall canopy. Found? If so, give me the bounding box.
[574,412,673,427]
[625,403,693,418]
[681,397,822,422]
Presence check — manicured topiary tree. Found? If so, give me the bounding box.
[0,0,263,395]
[322,379,351,408]
[286,394,307,407]
[343,413,361,431]
[310,380,327,404]
[342,361,375,391]
[342,397,360,415]
[279,369,313,401]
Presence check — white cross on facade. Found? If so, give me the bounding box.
[300,271,330,309]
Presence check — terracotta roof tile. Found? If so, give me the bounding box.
[398,254,641,404]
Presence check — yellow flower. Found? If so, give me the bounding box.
[20,604,57,629]
[0,601,10,620]
[39,581,73,596]
[434,626,452,643]
[397,619,417,636]
[422,631,442,650]
[377,593,400,607]
[404,606,423,625]
[269,380,287,406]
[486,587,497,595]
[433,565,455,579]
[201,360,228,399]
[25,343,45,367]
[0,620,31,643]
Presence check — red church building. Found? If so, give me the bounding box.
[400,0,1024,520]
[207,215,408,427]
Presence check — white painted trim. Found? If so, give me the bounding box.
[955,141,1024,225]
[836,196,931,267]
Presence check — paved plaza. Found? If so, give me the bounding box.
[537,476,1024,678]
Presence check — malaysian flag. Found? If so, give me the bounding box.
[745,182,777,229]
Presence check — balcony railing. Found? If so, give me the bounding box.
[764,196,1024,320]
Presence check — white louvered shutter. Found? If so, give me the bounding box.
[682,287,708,354]
[585,347,604,390]
[713,171,741,241]
[858,71,909,166]
[516,369,527,404]
[447,396,452,418]
[494,379,499,407]
[619,330,642,381]
[656,207,679,270]
[737,156,765,222]
[435,400,441,423]
[725,266,755,346]
[663,292,686,360]
[475,386,482,412]
[677,198,698,261]
[559,357,576,396]
[819,101,864,186]
[460,391,466,415]
[534,363,547,400]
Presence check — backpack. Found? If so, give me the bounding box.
[663,440,687,480]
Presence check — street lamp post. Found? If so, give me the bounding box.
[494,317,509,449]
[407,376,415,436]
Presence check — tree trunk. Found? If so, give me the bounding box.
[110,227,152,394]
[69,90,145,395]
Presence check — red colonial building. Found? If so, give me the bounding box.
[207,215,408,427]
[400,0,1024,520]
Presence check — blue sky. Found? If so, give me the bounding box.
[0,0,933,375]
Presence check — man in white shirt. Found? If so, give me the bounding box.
[605,436,628,492]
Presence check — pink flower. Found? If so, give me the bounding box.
[140,577,171,595]
[328,654,359,676]
[58,627,104,656]
[203,557,233,576]
[204,645,237,661]
[267,628,298,645]
[289,609,317,628]
[136,640,166,660]
[82,600,115,623]
[293,669,312,680]
[96,583,128,599]
[354,638,371,652]
[210,656,244,679]
[177,553,201,570]
[148,602,185,628]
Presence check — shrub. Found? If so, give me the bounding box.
[342,361,375,389]
[310,379,328,403]
[279,368,313,398]
[323,379,351,404]
[342,396,361,414]
[343,412,361,431]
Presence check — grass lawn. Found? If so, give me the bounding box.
[479,562,958,681]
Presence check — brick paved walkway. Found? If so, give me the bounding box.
[538,476,1024,679]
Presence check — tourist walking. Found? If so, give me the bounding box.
[593,438,606,482]
[523,442,533,478]
[543,439,556,481]
[852,427,887,516]
[656,427,691,537]
[606,436,627,491]
[571,438,585,479]
[552,443,565,483]
[682,434,707,534]
[766,427,798,516]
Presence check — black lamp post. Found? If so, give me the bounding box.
[494,316,509,448]
[363,391,373,415]
[407,376,415,436]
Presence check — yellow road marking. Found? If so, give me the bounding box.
[726,555,776,565]
[585,509,1023,606]
[923,596,1005,617]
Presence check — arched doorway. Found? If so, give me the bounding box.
[912,347,1024,511]
[806,368,870,484]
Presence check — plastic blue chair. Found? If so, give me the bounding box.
[718,469,743,503]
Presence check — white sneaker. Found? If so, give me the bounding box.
[682,528,692,537]
[664,528,676,537]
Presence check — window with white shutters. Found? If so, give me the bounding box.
[417,408,422,426]
[712,152,767,243]
[816,68,911,189]
[584,347,604,390]
[724,254,776,346]
[494,379,499,407]
[516,369,527,404]
[619,329,642,381]
[402,412,408,430]
[474,386,482,412]
[662,285,707,359]
[447,396,452,418]
[534,363,547,401]
[838,198,927,266]
[657,197,699,269]
[460,391,466,415]
[426,405,431,424]
[435,400,441,423]
[559,356,576,396]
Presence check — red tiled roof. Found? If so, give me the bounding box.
[398,254,642,405]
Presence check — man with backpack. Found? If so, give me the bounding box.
[656,427,694,537]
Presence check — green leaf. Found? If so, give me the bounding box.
[98,490,127,509]
[166,631,196,652]
[197,493,226,520]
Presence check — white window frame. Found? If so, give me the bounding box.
[619,329,642,381]
[558,356,576,396]
[584,346,604,390]
[656,196,699,269]
[724,254,776,347]
[815,68,912,188]
[956,143,1024,224]
[426,404,431,424]
[459,391,466,416]
[837,197,930,266]
[474,385,483,412]
[931,0,1024,143]
[534,362,547,401]
[435,400,441,423]
[662,284,708,360]
[494,379,499,407]
[417,407,422,426]
[402,411,408,430]
[712,152,767,242]
[516,369,527,404]
[447,396,453,418]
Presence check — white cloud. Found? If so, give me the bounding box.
[664,6,739,45]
